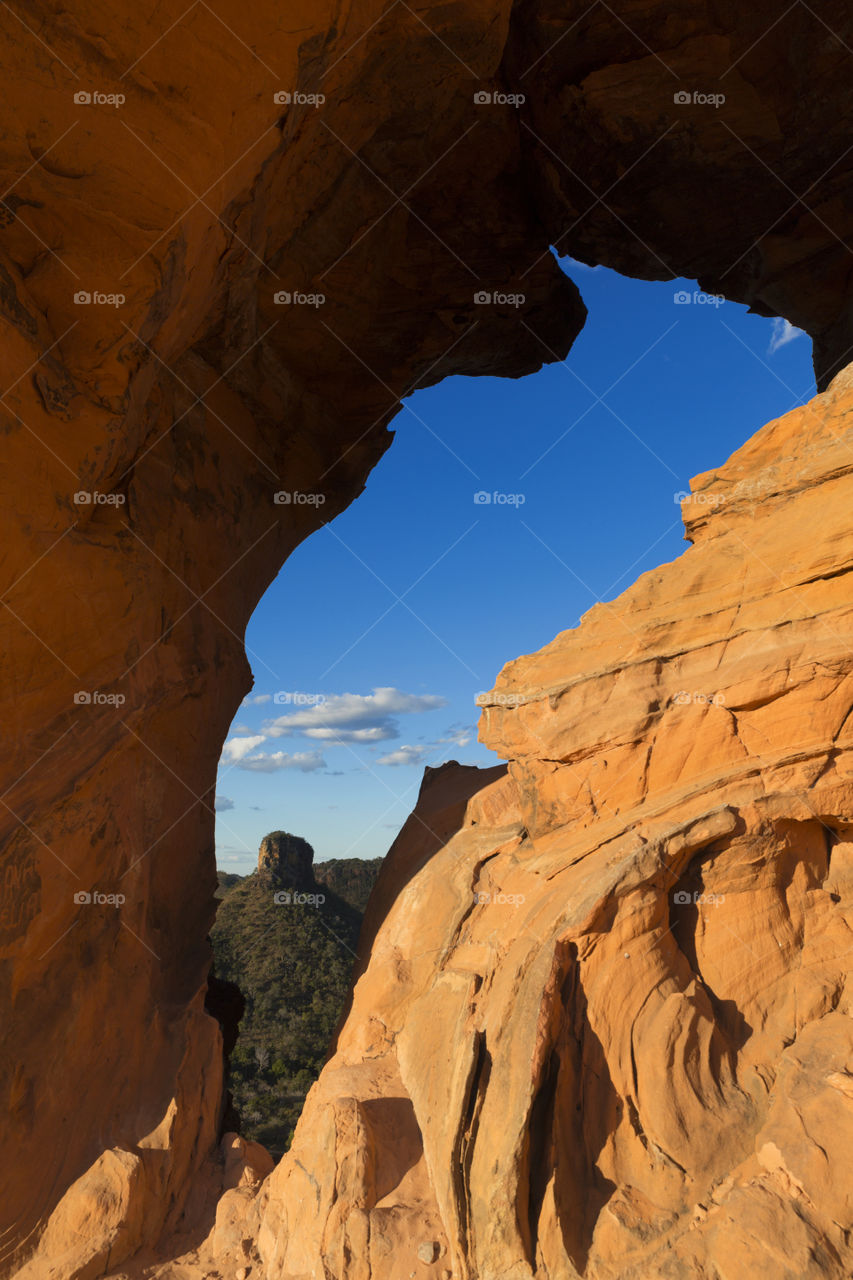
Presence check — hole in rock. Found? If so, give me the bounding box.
[209,257,817,1158]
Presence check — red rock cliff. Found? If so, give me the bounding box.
[2,1,853,1277]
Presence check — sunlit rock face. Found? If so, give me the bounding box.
[3,0,853,1276]
[256,832,315,890]
[246,368,853,1280]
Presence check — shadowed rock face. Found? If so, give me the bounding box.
[2,0,853,1276]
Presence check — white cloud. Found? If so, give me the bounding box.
[237,750,326,774]
[768,317,806,355]
[221,734,266,763]
[377,745,429,767]
[265,687,447,743]
[215,794,235,811]
[223,689,451,770]
[303,725,391,743]
[241,693,272,706]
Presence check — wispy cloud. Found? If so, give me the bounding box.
[237,750,326,774]
[438,725,472,748]
[375,720,476,767]
[221,688,453,775]
[222,733,325,771]
[768,317,806,355]
[215,794,235,811]
[216,849,254,867]
[377,745,429,767]
[264,687,447,745]
[304,725,392,743]
[222,734,267,763]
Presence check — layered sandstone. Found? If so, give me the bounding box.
[154,367,853,1280]
[3,0,853,1276]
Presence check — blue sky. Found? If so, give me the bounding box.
[215,254,816,871]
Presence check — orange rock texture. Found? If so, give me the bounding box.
[3,0,853,1277]
[230,368,853,1280]
[20,348,853,1280]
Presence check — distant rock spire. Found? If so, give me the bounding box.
[257,831,315,889]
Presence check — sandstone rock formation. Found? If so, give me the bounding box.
[256,831,315,890]
[20,362,853,1279]
[3,0,853,1276]
[227,368,853,1278]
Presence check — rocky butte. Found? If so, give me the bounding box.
[209,832,373,1162]
[2,1,853,1278]
[256,831,316,891]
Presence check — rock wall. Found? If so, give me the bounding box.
[2,0,853,1275]
[248,367,853,1280]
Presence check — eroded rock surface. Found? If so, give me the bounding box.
[3,0,853,1276]
[75,366,853,1277]
[237,368,853,1279]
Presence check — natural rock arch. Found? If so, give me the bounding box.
[2,1,853,1275]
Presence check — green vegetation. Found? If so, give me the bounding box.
[210,854,382,1158]
[314,856,384,912]
[215,870,244,898]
